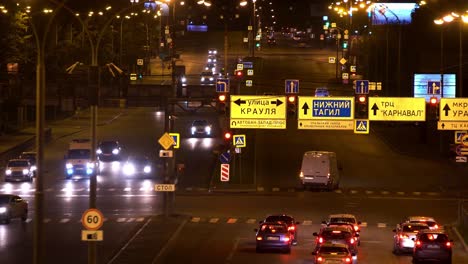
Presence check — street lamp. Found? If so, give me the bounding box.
[434,11,467,97]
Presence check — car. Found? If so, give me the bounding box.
[254,222,292,253]
[190,120,212,137]
[179,75,187,86]
[200,72,215,85]
[313,225,358,255]
[4,159,34,182]
[122,155,153,178]
[260,214,300,245]
[0,194,28,224]
[412,230,453,263]
[19,151,37,176]
[312,242,355,263]
[401,216,440,230]
[315,87,330,97]
[204,63,217,73]
[393,222,430,254]
[97,140,122,162]
[323,214,362,234]
[207,55,217,63]
[267,37,276,45]
[299,151,340,190]
[208,48,218,55]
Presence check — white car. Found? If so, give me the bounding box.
[208,48,218,55]
[4,159,34,182]
[191,120,212,137]
[401,216,439,230]
[322,213,362,245]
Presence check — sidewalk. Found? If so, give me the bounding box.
[0,107,126,165]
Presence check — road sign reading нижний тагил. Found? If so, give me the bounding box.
[368,97,426,121]
[298,97,354,120]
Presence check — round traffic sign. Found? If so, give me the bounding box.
[462,134,468,147]
[81,208,104,230]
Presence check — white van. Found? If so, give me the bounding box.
[299,151,340,190]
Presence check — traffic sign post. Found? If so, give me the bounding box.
[354,119,370,134]
[233,135,246,147]
[355,80,369,94]
[219,151,231,164]
[368,97,426,121]
[81,230,104,241]
[81,208,104,231]
[154,184,176,192]
[169,133,180,149]
[285,79,299,94]
[298,97,354,120]
[230,95,286,129]
[221,164,229,182]
[216,78,230,93]
[427,81,441,95]
[439,98,468,121]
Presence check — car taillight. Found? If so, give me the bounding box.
[434,224,439,229]
[318,237,324,243]
[288,226,295,231]
[345,257,351,263]
[415,240,422,247]
[256,236,262,241]
[399,234,408,239]
[446,242,451,247]
[353,225,359,231]
[350,238,355,244]
[317,256,323,262]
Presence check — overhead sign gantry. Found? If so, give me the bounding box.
[230,95,286,129]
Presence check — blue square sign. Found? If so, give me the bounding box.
[355,80,369,94]
[216,78,229,93]
[427,81,441,95]
[285,79,299,94]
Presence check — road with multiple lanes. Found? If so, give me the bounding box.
[0,31,466,263]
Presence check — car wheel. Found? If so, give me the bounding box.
[392,243,400,255]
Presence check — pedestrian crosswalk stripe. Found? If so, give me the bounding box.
[356,121,367,131]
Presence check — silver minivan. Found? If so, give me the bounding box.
[299,151,340,190]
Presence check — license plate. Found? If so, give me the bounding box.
[266,236,280,241]
[427,244,440,249]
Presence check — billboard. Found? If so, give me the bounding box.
[413,73,456,102]
[369,3,418,25]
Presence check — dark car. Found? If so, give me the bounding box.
[97,141,122,162]
[255,222,292,253]
[0,194,28,224]
[267,37,276,45]
[260,214,300,245]
[122,155,153,178]
[190,120,212,137]
[412,230,453,263]
[313,225,358,255]
[200,72,215,85]
[19,151,37,176]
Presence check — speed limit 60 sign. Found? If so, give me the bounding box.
[81,208,104,231]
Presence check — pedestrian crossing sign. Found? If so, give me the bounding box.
[455,131,467,144]
[354,119,369,134]
[233,134,246,147]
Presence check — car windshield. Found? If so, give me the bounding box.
[8,160,29,167]
[260,224,287,234]
[265,216,293,224]
[330,217,355,224]
[201,72,213,76]
[410,220,437,228]
[128,157,149,164]
[99,141,118,149]
[319,246,349,254]
[0,196,11,204]
[68,149,91,159]
[403,225,429,232]
[322,230,352,239]
[419,233,448,242]
[20,154,36,161]
[193,120,208,126]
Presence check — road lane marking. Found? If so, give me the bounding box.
[334,189,342,193]
[246,219,256,224]
[225,237,240,263]
[257,187,264,192]
[43,218,51,223]
[272,187,280,192]
[350,190,358,194]
[151,218,188,264]
[136,217,145,222]
[60,218,70,223]
[227,218,237,224]
[360,222,368,227]
[117,218,126,222]
[381,191,389,195]
[302,220,312,225]
[209,218,219,223]
[377,223,387,228]
[361,240,383,244]
[108,218,152,264]
[127,218,135,223]
[365,190,374,194]
[191,217,201,223]
[413,192,421,195]
[397,192,405,195]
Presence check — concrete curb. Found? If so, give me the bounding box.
[451,225,468,252]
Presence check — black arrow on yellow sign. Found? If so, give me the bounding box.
[270,99,283,107]
[234,98,247,106]
[443,104,450,116]
[302,103,310,115]
[371,103,379,115]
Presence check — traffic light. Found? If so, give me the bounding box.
[355,94,368,118]
[218,93,227,114]
[429,96,439,119]
[287,95,297,117]
[234,69,243,79]
[255,41,261,48]
[429,96,438,106]
[342,40,348,50]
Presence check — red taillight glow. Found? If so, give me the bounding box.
[354,225,359,231]
[256,236,262,241]
[345,257,352,263]
[318,237,324,243]
[446,242,452,247]
[283,236,290,242]
[416,240,422,247]
[434,224,439,229]
[317,256,323,262]
[399,234,409,239]
[350,238,355,244]
[288,226,295,231]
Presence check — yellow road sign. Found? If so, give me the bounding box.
[230,95,286,120]
[298,97,354,120]
[81,208,104,231]
[439,98,468,121]
[438,121,468,130]
[297,120,354,130]
[158,132,176,150]
[230,119,286,129]
[169,133,180,149]
[81,230,104,241]
[368,97,426,121]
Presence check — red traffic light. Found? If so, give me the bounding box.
[224,132,232,140]
[235,70,243,77]
[358,95,366,103]
[430,96,438,105]
[218,94,226,102]
[288,96,296,103]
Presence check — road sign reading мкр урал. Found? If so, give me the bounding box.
[439,98,468,121]
[298,97,354,120]
[230,95,286,129]
[368,97,426,121]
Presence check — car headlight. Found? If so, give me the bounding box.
[201,77,205,81]
[123,164,135,175]
[208,58,212,63]
[211,67,216,72]
[112,148,119,155]
[5,169,11,175]
[143,166,151,173]
[31,166,37,171]
[96,149,102,154]
[191,127,196,134]
[205,67,209,70]
[209,77,214,81]
[22,169,29,175]
[0,207,6,214]
[181,77,186,83]
[213,59,217,62]
[205,126,211,134]
[66,163,73,169]
[86,162,95,169]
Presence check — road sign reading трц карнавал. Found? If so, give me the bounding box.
[298,97,354,120]
[368,97,426,121]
